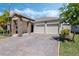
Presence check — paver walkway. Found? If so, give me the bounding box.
[0,33,59,56]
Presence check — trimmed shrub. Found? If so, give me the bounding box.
[61,29,70,36]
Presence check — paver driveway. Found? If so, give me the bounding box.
[0,33,59,56]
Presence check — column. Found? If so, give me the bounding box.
[11,20,16,35]
[27,22,31,34]
[25,22,28,33]
[45,22,47,33]
[17,18,23,37]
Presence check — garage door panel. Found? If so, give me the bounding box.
[34,24,45,33]
[46,24,58,34]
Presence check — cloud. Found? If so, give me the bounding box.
[13,8,59,19]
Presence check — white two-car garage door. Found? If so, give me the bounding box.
[34,23,59,34]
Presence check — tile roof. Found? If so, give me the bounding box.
[35,17,59,22]
[10,12,34,21]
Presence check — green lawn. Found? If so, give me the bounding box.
[59,34,79,56]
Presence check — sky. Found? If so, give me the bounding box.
[0,3,64,19]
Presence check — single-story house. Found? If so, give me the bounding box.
[60,23,71,30]
[60,23,79,33]
[33,17,59,34]
[59,23,71,34]
[10,13,34,36]
[9,13,79,36]
[9,15,60,36]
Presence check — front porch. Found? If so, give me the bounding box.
[10,13,34,36]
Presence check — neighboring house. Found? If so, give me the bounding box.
[9,13,79,36]
[33,17,59,34]
[60,23,79,33]
[60,23,71,30]
[59,23,71,34]
[61,23,71,30]
[10,13,34,36]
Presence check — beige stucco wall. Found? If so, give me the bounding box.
[22,21,27,33]
[11,17,20,35]
[11,15,32,36]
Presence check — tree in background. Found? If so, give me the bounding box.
[59,3,79,40]
[0,10,10,35]
[0,10,10,26]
